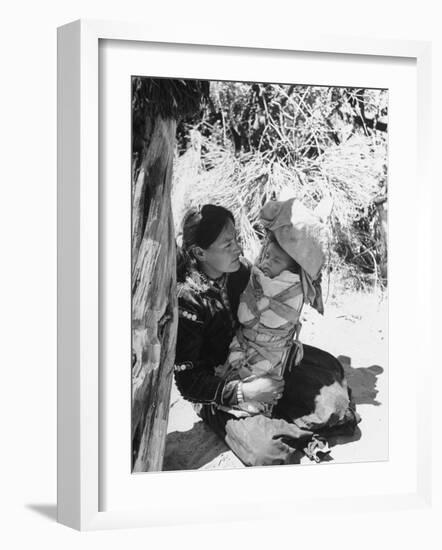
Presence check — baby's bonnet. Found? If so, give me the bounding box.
[260,198,328,280]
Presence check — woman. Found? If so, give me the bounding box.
[174,204,358,466]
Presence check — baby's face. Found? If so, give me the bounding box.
[259,241,294,278]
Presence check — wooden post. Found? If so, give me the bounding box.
[130,77,208,472]
[131,116,178,472]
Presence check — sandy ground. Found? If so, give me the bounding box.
[163,289,388,471]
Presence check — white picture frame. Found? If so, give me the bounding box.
[57,19,433,531]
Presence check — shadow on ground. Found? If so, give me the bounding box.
[338,354,384,406]
[163,420,231,471]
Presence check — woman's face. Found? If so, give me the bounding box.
[198,219,241,279]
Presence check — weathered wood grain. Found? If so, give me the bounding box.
[131,116,178,472]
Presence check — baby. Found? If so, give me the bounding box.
[217,197,328,417]
[224,235,304,415]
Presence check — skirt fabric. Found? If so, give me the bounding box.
[200,343,359,466]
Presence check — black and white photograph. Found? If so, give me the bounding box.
[4,0,439,541]
[131,77,388,473]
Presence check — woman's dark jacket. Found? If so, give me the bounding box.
[174,262,250,406]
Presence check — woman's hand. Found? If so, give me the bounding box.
[242,376,285,404]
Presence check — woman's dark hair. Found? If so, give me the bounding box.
[176,204,235,281]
